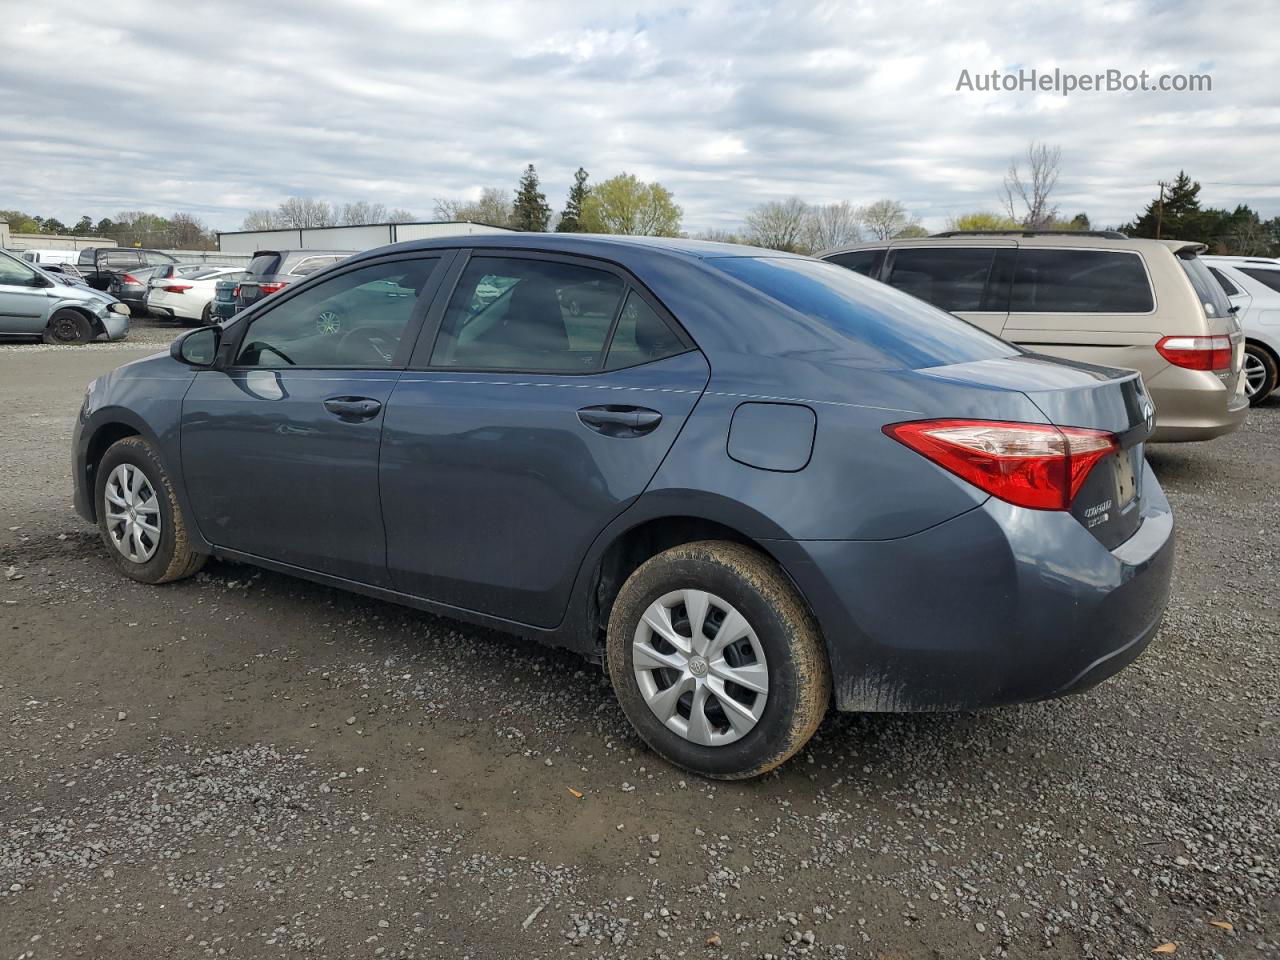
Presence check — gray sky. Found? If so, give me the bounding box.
[3,0,1277,234]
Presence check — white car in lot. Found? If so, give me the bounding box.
[1203,256,1280,403]
[146,266,247,325]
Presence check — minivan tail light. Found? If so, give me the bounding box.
[1155,335,1232,371]
[884,419,1118,511]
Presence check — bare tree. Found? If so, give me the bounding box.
[858,199,917,240]
[338,201,390,225]
[433,187,512,226]
[242,209,279,231]
[276,196,335,229]
[694,228,746,245]
[388,208,416,223]
[1001,142,1061,228]
[169,212,209,249]
[745,198,812,252]
[805,201,862,251]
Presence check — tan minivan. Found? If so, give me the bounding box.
[820,231,1248,442]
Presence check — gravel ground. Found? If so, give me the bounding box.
[0,331,1276,959]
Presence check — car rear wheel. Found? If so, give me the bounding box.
[96,437,206,584]
[606,540,830,780]
[200,302,212,326]
[1244,342,1278,405]
[42,309,92,345]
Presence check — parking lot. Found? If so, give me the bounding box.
[0,328,1276,959]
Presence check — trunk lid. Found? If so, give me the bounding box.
[917,352,1153,548]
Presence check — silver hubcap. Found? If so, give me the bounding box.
[104,464,161,563]
[632,590,768,746]
[1243,352,1267,398]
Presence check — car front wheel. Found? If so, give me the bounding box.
[606,540,831,780]
[95,437,207,584]
[43,309,92,345]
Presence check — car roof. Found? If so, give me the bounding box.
[1202,255,1280,267]
[818,234,1206,258]
[348,232,803,265]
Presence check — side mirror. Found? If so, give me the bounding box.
[29,274,54,288]
[172,326,221,367]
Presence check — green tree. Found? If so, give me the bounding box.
[1125,172,1202,239]
[555,167,590,232]
[0,210,41,232]
[511,164,551,231]
[580,173,682,236]
[947,211,1019,232]
[42,218,68,235]
[73,216,94,235]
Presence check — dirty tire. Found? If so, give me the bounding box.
[200,302,212,326]
[42,309,93,345]
[95,436,207,584]
[1245,342,1278,405]
[606,540,831,780]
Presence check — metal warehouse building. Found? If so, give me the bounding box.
[217,220,513,255]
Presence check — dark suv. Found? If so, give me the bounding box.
[234,249,354,313]
[76,247,177,292]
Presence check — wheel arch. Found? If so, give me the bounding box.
[570,505,819,661]
[51,302,105,337]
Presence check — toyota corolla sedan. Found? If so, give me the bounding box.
[73,235,1174,779]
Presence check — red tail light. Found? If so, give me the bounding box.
[1155,335,1232,371]
[258,281,287,295]
[232,286,241,298]
[162,284,192,294]
[884,419,1117,511]
[120,274,141,285]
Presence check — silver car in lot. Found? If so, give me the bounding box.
[0,249,131,343]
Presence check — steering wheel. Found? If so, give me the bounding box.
[337,326,399,365]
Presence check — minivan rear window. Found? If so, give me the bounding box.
[712,256,1017,370]
[826,249,885,278]
[1011,249,1153,313]
[1179,255,1231,318]
[246,254,282,277]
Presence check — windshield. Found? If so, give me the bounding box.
[711,256,1018,370]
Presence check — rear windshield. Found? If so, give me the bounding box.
[1179,255,1232,319]
[712,256,1017,370]
[246,253,282,278]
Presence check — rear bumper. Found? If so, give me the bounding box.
[769,461,1174,712]
[1147,365,1248,442]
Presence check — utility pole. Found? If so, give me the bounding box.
[1155,181,1167,239]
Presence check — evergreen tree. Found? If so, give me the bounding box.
[511,164,551,231]
[555,167,589,233]
[1126,172,1202,239]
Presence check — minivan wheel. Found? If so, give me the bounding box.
[606,540,831,780]
[1244,342,1278,405]
[95,437,206,584]
[43,309,92,345]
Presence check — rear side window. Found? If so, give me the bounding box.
[246,254,281,277]
[604,292,686,369]
[292,255,347,277]
[826,249,885,278]
[884,247,1001,312]
[1239,267,1280,294]
[1208,267,1241,297]
[711,256,1016,370]
[105,251,143,268]
[1011,249,1153,313]
[1178,255,1231,318]
[431,257,625,372]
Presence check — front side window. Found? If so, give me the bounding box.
[236,258,438,368]
[826,249,886,278]
[430,257,625,371]
[1239,267,1280,295]
[0,253,38,286]
[1012,249,1154,313]
[885,247,999,312]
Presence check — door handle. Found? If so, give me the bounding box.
[577,405,663,437]
[323,396,383,421]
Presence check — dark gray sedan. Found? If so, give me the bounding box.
[72,234,1173,779]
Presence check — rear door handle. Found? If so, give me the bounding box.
[323,396,383,422]
[577,405,663,437]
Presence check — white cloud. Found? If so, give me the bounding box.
[1,0,1277,234]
